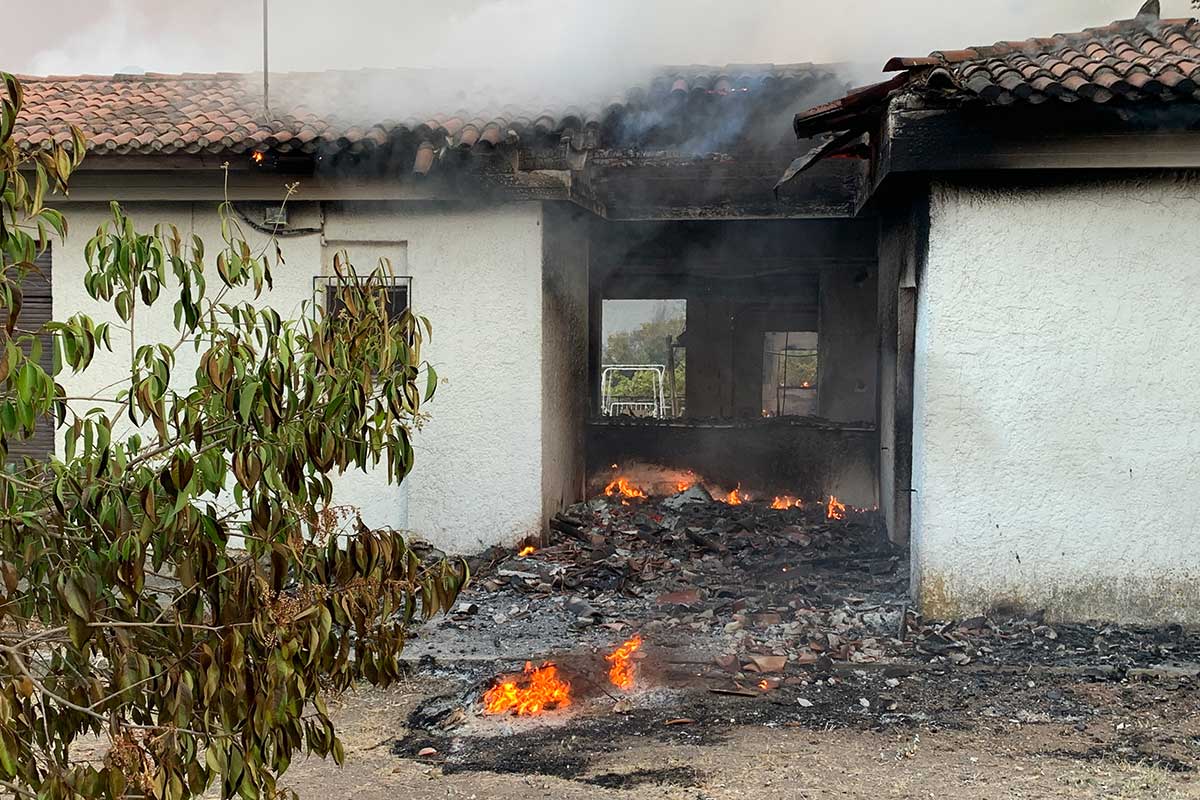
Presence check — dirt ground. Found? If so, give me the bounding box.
[272,677,1200,800]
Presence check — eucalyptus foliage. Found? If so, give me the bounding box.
[0,73,467,800]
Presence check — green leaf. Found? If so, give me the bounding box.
[425,363,438,402]
[0,730,15,778]
[239,381,256,422]
[58,575,91,620]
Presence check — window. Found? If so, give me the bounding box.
[762,331,818,418]
[314,275,411,321]
[600,299,686,418]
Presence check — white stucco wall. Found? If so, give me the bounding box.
[323,202,547,552]
[913,176,1200,623]
[54,199,552,554]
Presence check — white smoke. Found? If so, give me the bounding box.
[10,0,1193,78]
[6,0,1193,121]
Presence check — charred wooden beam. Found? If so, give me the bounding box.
[594,157,866,220]
[883,103,1200,177]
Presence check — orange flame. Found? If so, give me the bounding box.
[672,470,699,493]
[725,485,746,505]
[518,545,536,557]
[605,476,648,503]
[483,662,571,716]
[771,496,803,510]
[826,495,847,520]
[607,635,643,690]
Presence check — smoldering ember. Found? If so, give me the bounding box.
[4,0,1200,798]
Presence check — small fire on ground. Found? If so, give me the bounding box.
[482,662,571,716]
[607,635,643,690]
[484,636,644,717]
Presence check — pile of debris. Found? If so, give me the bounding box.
[411,484,1200,686]
[410,485,909,683]
[395,485,1200,779]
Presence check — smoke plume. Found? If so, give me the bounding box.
[5,0,1194,118]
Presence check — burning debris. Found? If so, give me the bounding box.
[414,476,900,705]
[483,662,572,716]
[601,465,854,515]
[606,635,643,690]
[401,475,1200,784]
[723,485,747,505]
[479,634,646,718]
[604,476,648,504]
[826,495,847,520]
[412,469,1200,746]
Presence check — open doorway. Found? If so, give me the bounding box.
[600,299,686,419]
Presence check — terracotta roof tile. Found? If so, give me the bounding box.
[899,14,1200,107]
[797,11,1200,142]
[9,64,845,164]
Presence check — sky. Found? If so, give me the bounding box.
[5,0,1194,81]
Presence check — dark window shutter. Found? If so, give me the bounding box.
[7,248,55,466]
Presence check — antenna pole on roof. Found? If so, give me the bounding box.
[263,0,271,117]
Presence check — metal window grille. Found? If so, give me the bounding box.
[313,275,411,321]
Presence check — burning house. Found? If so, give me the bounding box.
[11,64,879,553]
[10,0,1200,625]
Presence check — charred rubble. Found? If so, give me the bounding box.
[392,486,1200,781]
[409,488,1200,678]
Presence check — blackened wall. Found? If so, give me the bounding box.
[819,267,878,423]
[588,218,880,507]
[542,203,591,527]
[591,218,879,422]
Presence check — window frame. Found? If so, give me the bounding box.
[761,330,819,419]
